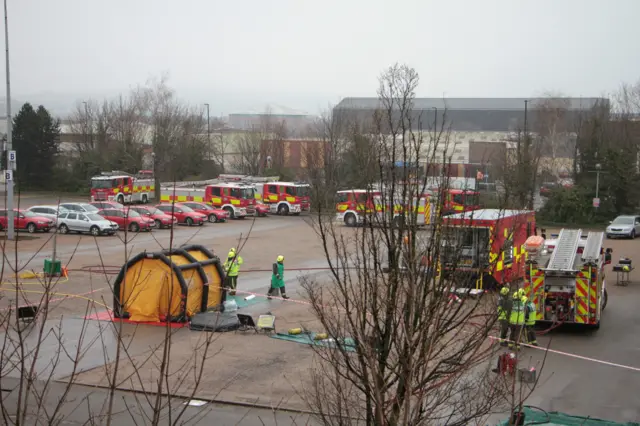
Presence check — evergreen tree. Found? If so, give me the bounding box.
[13,103,60,189]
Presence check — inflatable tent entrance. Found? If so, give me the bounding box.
[113,244,226,323]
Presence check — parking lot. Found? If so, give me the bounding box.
[0,193,639,424]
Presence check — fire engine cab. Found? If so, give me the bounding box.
[90,171,155,204]
[440,209,536,290]
[523,228,609,328]
[160,180,252,219]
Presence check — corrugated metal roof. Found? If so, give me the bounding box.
[335,97,608,111]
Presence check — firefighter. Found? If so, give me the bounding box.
[497,286,512,346]
[268,255,289,300]
[223,250,243,296]
[523,295,538,346]
[508,291,525,350]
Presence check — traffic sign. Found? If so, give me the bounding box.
[592,197,600,207]
[4,170,12,182]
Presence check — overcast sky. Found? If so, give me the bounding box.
[1,0,639,116]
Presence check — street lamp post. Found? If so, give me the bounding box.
[589,163,603,209]
[204,103,210,161]
[4,0,15,240]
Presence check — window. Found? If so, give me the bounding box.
[91,179,117,189]
[46,208,56,214]
[31,208,43,213]
[58,213,67,219]
[157,206,169,212]
[78,214,87,221]
[0,211,6,217]
[68,213,77,220]
[210,187,221,196]
[503,239,514,264]
[267,185,278,193]
[452,194,464,205]
[526,222,532,237]
[336,193,348,203]
[355,193,367,203]
[285,186,296,196]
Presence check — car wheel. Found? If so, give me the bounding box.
[278,204,289,216]
[129,222,140,233]
[631,230,636,239]
[208,214,217,223]
[606,234,611,239]
[155,219,162,229]
[344,213,357,227]
[90,226,101,236]
[58,224,69,234]
[27,223,37,234]
[186,217,193,226]
[224,207,234,219]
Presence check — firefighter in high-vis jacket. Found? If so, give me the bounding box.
[223,249,243,296]
[523,296,538,346]
[268,255,289,300]
[497,286,512,346]
[508,291,525,349]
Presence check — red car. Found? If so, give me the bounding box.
[179,202,228,223]
[0,209,54,233]
[97,208,154,232]
[129,206,177,229]
[154,204,206,226]
[90,201,125,210]
[255,203,269,217]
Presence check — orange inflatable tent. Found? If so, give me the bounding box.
[113,244,225,323]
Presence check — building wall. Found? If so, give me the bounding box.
[260,139,329,174]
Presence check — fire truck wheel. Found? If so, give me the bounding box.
[602,289,608,310]
[208,214,218,223]
[185,217,194,226]
[58,224,69,234]
[278,204,289,216]
[129,222,140,233]
[90,226,100,236]
[117,194,125,205]
[27,223,37,234]
[344,213,357,227]
[142,195,148,204]
[224,207,234,219]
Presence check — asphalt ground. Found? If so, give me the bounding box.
[0,193,638,424]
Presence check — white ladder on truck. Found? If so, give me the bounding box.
[547,228,582,271]
[581,231,604,263]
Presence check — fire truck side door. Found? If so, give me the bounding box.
[221,188,229,203]
[267,184,278,202]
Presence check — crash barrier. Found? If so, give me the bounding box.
[112,244,226,323]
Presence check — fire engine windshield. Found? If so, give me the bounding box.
[229,188,255,199]
[296,186,310,197]
[441,227,490,267]
[452,192,479,206]
[91,179,117,189]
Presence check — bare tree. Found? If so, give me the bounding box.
[532,95,572,179]
[233,108,288,175]
[300,64,509,425]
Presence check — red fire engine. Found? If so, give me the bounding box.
[90,170,155,204]
[443,189,481,214]
[160,181,255,219]
[218,175,311,216]
[440,209,536,290]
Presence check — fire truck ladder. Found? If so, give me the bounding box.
[546,228,582,271]
[581,231,604,264]
[161,179,219,188]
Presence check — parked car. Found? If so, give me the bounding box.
[27,205,70,225]
[606,215,640,239]
[255,203,269,217]
[60,203,100,214]
[539,182,558,197]
[129,206,177,229]
[97,208,154,232]
[179,202,228,223]
[57,212,119,236]
[0,209,55,233]
[154,204,206,226]
[90,201,125,210]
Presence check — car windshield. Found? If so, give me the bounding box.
[21,211,37,217]
[195,204,213,210]
[91,179,117,189]
[126,210,141,218]
[179,205,194,213]
[147,208,163,215]
[80,204,99,212]
[86,214,104,221]
[612,217,634,225]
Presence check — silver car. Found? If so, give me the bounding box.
[27,205,70,225]
[606,215,640,239]
[59,203,100,214]
[57,212,119,236]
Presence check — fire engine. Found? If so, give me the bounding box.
[218,175,311,216]
[335,189,435,227]
[440,209,536,290]
[443,188,481,214]
[90,170,155,204]
[160,180,253,219]
[523,228,609,328]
